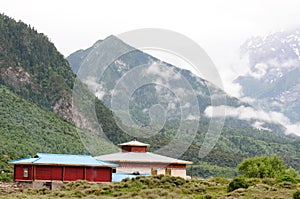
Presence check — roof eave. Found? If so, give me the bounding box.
[9,162,117,167]
[102,160,193,164]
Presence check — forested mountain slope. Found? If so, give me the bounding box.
[0,13,299,179]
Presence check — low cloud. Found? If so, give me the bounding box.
[250,63,268,79]
[245,58,299,80]
[146,62,181,81]
[252,121,271,131]
[83,77,106,100]
[240,96,256,104]
[204,105,300,135]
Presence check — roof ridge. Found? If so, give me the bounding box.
[32,157,41,163]
[36,153,91,157]
[8,157,37,164]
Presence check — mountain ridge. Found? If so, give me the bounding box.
[0,13,299,179]
[67,35,285,133]
[236,27,300,125]
[68,35,300,174]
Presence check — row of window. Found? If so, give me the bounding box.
[151,168,171,176]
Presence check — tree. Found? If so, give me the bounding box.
[238,155,286,178]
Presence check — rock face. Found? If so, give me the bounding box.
[0,14,75,123]
[236,28,300,123]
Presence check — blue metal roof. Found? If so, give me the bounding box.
[112,173,151,182]
[8,157,39,164]
[9,153,117,167]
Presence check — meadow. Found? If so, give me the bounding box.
[1,175,300,199]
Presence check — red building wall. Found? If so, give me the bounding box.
[14,165,33,181]
[121,146,147,152]
[86,167,112,182]
[64,166,84,181]
[14,165,112,182]
[35,166,63,181]
[51,166,63,180]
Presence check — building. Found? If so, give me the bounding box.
[95,140,192,179]
[9,153,117,188]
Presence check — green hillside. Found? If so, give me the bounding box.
[0,14,74,121]
[0,13,300,181]
[0,14,131,140]
[67,34,300,176]
[0,85,122,176]
[0,14,131,179]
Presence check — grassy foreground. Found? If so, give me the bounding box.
[1,175,300,199]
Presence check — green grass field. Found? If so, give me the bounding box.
[1,175,299,199]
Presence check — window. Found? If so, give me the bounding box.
[23,168,29,178]
[151,169,157,176]
[165,168,171,176]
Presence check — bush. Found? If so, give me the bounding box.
[278,175,297,184]
[277,181,296,189]
[293,190,300,199]
[285,167,299,178]
[227,177,249,192]
[0,173,13,182]
[238,155,286,178]
[262,178,276,186]
[209,177,229,184]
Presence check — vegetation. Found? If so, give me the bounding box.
[182,126,300,178]
[225,155,300,194]
[227,177,249,192]
[278,175,298,184]
[0,13,130,180]
[187,162,238,179]
[238,155,286,178]
[293,190,300,199]
[0,85,119,181]
[0,175,300,198]
[0,14,73,115]
[1,13,300,184]
[0,13,130,143]
[67,24,300,176]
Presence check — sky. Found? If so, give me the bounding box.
[1,0,300,95]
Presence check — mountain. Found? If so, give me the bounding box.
[67,35,300,176]
[236,28,300,124]
[0,13,299,179]
[0,14,133,168]
[67,35,292,135]
[67,36,269,129]
[0,14,74,122]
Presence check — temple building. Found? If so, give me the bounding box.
[95,140,192,179]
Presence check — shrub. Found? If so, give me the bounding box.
[227,177,249,192]
[204,195,213,199]
[262,178,276,186]
[0,173,13,182]
[277,181,296,189]
[278,175,297,184]
[293,190,300,199]
[246,178,261,187]
[209,177,229,184]
[285,167,299,178]
[238,155,286,178]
